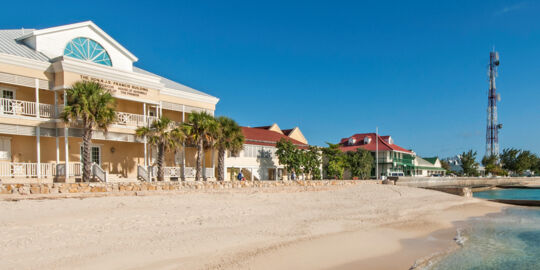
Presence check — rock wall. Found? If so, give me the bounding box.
[395,177,539,188]
[0,180,365,198]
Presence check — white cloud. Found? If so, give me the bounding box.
[494,2,528,16]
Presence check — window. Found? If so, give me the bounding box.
[64,37,112,66]
[2,89,14,99]
[80,146,101,165]
[0,137,11,160]
[242,145,274,158]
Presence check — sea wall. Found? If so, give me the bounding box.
[395,177,539,188]
[424,187,473,198]
[0,180,366,199]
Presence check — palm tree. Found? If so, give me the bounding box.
[62,81,116,182]
[215,117,245,181]
[136,117,185,181]
[182,111,218,181]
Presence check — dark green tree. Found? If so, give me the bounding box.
[500,148,520,173]
[500,148,537,175]
[322,143,346,179]
[346,148,374,179]
[182,111,218,181]
[459,150,479,176]
[136,117,185,181]
[481,155,506,176]
[275,138,302,178]
[516,150,535,175]
[215,117,244,181]
[440,159,452,172]
[62,81,116,182]
[302,146,322,180]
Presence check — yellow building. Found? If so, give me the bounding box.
[0,21,219,183]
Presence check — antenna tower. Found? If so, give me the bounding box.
[486,51,502,157]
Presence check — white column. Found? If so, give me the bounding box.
[143,103,148,167]
[211,149,215,178]
[376,127,379,180]
[202,150,206,179]
[143,103,147,122]
[34,79,40,118]
[55,136,59,164]
[143,138,148,167]
[276,168,279,181]
[36,126,41,178]
[182,105,185,177]
[54,91,58,118]
[64,90,69,178]
[250,168,254,181]
[159,101,163,117]
[54,92,59,165]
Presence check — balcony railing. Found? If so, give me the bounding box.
[112,112,159,128]
[0,163,56,177]
[55,162,82,177]
[115,112,146,127]
[149,166,213,179]
[0,98,55,118]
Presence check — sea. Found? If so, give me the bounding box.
[426,188,540,270]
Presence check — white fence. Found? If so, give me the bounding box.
[111,112,159,127]
[114,112,146,127]
[0,98,55,118]
[149,166,212,179]
[0,163,56,177]
[55,163,82,177]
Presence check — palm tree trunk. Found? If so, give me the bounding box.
[217,148,225,181]
[82,127,93,182]
[157,143,165,181]
[195,140,203,181]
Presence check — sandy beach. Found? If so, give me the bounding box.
[0,183,502,270]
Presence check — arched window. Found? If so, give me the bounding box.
[64,37,112,66]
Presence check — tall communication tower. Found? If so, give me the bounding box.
[486,51,502,157]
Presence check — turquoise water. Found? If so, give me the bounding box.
[474,188,540,200]
[428,191,540,270]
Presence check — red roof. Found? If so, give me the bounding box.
[338,133,413,153]
[241,127,308,149]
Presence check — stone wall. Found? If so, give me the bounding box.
[0,180,365,198]
[395,177,540,188]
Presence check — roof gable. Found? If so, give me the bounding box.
[282,127,308,144]
[254,123,283,134]
[17,21,137,71]
[241,127,308,148]
[338,133,413,154]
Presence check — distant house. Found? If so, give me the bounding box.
[224,123,309,181]
[416,157,446,176]
[337,133,445,178]
[443,156,485,176]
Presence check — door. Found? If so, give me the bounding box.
[80,146,101,165]
[1,89,15,114]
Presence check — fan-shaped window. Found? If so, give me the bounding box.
[64,37,112,66]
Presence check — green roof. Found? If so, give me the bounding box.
[424,157,439,165]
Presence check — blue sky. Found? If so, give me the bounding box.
[2,0,539,158]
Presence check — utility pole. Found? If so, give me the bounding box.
[375,127,379,180]
[486,51,502,157]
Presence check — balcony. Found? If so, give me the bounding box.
[113,112,158,128]
[0,98,55,118]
